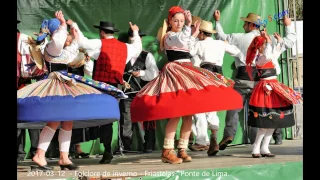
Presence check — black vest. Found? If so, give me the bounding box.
[258,68,277,78]
[123,51,149,92]
[45,61,68,73]
[68,65,85,76]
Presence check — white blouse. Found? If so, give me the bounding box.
[164,26,196,62]
[44,23,80,64]
[255,42,284,75]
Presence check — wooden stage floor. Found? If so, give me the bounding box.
[17,139,303,180]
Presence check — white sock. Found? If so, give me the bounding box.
[38,126,56,151]
[163,138,174,149]
[58,128,72,152]
[261,129,275,154]
[252,128,268,154]
[177,139,189,149]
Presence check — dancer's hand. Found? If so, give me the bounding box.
[273,32,283,42]
[261,28,271,43]
[283,16,291,26]
[66,19,74,26]
[184,10,192,26]
[193,20,201,34]
[191,20,200,38]
[55,10,66,25]
[129,22,139,32]
[213,10,220,21]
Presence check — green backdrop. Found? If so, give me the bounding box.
[18,0,291,155]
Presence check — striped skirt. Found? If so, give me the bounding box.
[130,62,243,122]
[17,71,126,128]
[248,78,303,128]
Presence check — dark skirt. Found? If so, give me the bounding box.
[248,78,302,128]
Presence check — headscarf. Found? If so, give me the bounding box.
[36,18,61,42]
[246,36,266,80]
[168,6,184,22]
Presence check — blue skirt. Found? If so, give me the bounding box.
[17,71,126,129]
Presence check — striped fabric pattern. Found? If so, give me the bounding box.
[18,79,102,98]
[137,62,232,97]
[271,81,303,104]
[249,79,303,109]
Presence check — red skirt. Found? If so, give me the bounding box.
[248,79,303,128]
[130,62,243,122]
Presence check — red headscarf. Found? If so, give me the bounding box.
[168,6,184,22]
[246,36,266,80]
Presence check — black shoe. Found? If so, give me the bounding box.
[60,163,79,170]
[30,164,54,171]
[99,152,113,164]
[219,136,233,150]
[143,149,153,153]
[274,139,283,145]
[75,152,90,158]
[261,153,276,157]
[251,154,261,158]
[17,156,25,162]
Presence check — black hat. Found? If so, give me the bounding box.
[128,28,146,37]
[93,21,119,32]
[17,20,21,24]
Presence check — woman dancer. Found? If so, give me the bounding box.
[131,6,243,164]
[17,11,126,170]
[246,31,302,158]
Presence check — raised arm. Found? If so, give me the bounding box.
[270,16,297,50]
[280,16,296,49]
[46,11,68,56]
[125,22,142,63]
[75,27,101,60]
[213,10,243,45]
[67,19,85,41]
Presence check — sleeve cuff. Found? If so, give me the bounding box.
[133,30,139,36]
[184,26,191,32]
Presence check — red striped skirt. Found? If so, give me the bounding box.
[130,62,243,122]
[248,78,303,128]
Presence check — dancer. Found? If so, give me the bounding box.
[17,20,47,161]
[131,6,243,164]
[17,11,127,170]
[189,20,242,156]
[214,10,296,149]
[118,28,159,153]
[246,31,302,158]
[76,19,142,164]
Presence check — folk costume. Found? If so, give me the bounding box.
[77,20,143,164]
[18,19,126,127]
[214,13,297,149]
[189,20,243,155]
[66,43,98,158]
[17,18,127,171]
[118,28,159,153]
[17,20,47,161]
[130,6,242,164]
[246,36,302,157]
[130,16,242,123]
